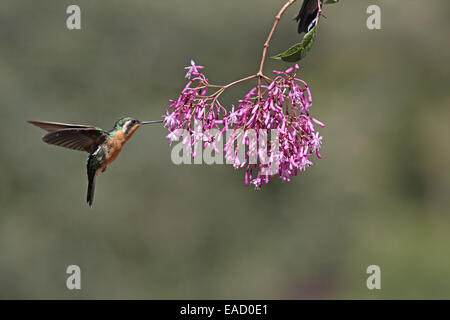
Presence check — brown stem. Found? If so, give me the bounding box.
[257,0,297,77]
[316,0,322,24]
[223,74,258,90]
[207,0,299,101]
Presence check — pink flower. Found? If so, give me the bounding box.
[184,60,205,79]
[310,132,322,152]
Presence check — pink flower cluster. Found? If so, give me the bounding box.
[164,61,324,189]
[225,65,324,189]
[164,60,227,156]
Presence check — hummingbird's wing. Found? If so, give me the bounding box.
[28,120,94,132]
[29,120,108,153]
[294,0,320,34]
[41,128,109,153]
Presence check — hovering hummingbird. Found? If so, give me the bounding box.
[294,0,322,34]
[29,117,162,207]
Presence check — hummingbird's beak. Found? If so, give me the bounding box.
[141,120,163,125]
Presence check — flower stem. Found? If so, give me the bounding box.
[257,0,297,77]
[223,74,258,90]
[204,0,298,101]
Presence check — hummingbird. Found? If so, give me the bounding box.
[294,0,322,34]
[28,117,163,207]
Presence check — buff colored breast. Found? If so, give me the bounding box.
[101,124,141,171]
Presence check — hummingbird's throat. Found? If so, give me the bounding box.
[100,125,141,172]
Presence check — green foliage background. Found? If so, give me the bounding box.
[0,0,449,299]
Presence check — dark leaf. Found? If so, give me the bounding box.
[271,26,317,62]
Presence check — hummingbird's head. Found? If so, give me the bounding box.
[113,117,163,137]
[114,117,142,136]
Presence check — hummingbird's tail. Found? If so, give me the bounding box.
[87,170,97,208]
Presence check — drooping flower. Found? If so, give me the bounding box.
[225,65,324,189]
[164,61,324,189]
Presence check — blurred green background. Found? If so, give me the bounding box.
[1,0,449,299]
